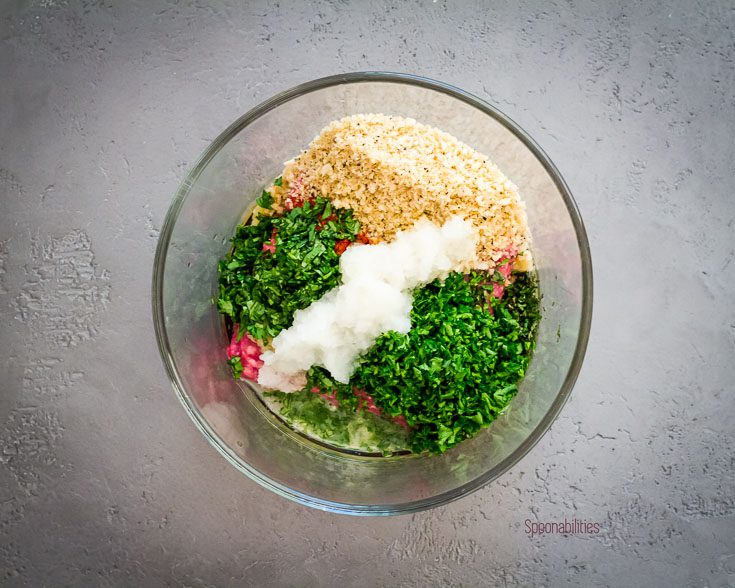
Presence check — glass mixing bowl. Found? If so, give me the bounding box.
[152,72,592,515]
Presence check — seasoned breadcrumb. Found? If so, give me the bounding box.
[265,114,532,270]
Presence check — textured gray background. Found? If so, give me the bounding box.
[1,1,733,586]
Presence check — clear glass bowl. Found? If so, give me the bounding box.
[152,72,593,515]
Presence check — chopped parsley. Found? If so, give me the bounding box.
[350,271,540,453]
[256,189,274,208]
[227,356,244,379]
[217,197,360,341]
[304,366,358,410]
[264,389,409,455]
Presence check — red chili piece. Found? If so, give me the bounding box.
[334,239,351,255]
[316,213,338,231]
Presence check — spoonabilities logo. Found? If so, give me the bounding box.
[524,518,601,538]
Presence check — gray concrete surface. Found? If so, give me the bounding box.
[1,1,733,586]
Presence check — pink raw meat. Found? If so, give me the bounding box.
[308,386,411,430]
[283,175,314,211]
[491,250,517,299]
[262,227,277,253]
[227,325,264,381]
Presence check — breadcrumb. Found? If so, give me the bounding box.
[269,114,532,271]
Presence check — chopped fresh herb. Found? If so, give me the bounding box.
[256,190,274,209]
[491,270,506,284]
[217,299,234,315]
[217,196,360,341]
[273,176,283,187]
[227,355,244,379]
[305,366,358,410]
[497,271,542,347]
[265,389,409,455]
[350,271,540,454]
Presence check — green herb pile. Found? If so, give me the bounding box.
[350,271,540,453]
[267,389,410,455]
[217,193,359,341]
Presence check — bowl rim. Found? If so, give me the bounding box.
[152,71,593,516]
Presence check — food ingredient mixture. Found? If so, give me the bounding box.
[217,114,539,455]
[257,216,477,391]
